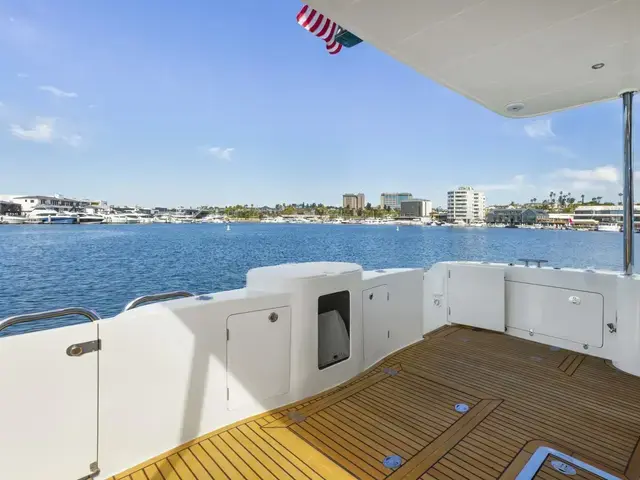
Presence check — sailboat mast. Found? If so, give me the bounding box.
[622,91,636,275]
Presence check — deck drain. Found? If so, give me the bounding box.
[530,356,543,362]
[460,338,470,343]
[550,346,561,352]
[383,455,402,469]
[551,460,577,475]
[383,368,399,376]
[287,411,307,423]
[454,403,470,413]
[196,295,213,301]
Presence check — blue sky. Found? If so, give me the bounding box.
[0,0,635,208]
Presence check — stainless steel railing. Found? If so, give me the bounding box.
[123,291,194,312]
[0,307,101,333]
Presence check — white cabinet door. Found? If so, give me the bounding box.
[0,322,99,480]
[363,285,390,368]
[227,307,291,411]
[506,282,604,347]
[447,265,505,332]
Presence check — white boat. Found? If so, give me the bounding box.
[105,213,134,224]
[1,216,26,224]
[67,212,105,224]
[24,207,76,224]
[203,215,224,224]
[2,3,640,480]
[597,223,622,232]
[169,214,195,224]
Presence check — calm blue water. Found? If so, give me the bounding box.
[0,223,633,336]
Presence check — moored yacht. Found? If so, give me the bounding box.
[67,212,105,224]
[24,207,76,224]
[1,3,640,480]
[1,215,26,224]
[597,223,622,232]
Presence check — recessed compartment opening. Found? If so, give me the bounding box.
[318,291,351,370]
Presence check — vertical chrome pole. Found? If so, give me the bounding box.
[622,91,635,275]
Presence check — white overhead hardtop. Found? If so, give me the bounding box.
[306,0,639,117]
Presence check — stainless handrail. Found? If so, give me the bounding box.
[123,291,194,312]
[0,307,101,333]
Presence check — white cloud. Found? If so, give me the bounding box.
[476,174,530,192]
[208,147,234,161]
[38,85,78,98]
[545,145,577,159]
[9,17,15,23]
[524,118,555,139]
[88,104,96,109]
[0,101,4,107]
[17,72,28,78]
[62,134,82,147]
[9,117,55,143]
[553,165,618,183]
[9,117,82,147]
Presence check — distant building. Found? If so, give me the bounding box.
[400,199,433,218]
[380,192,412,209]
[486,207,547,225]
[0,200,21,216]
[10,194,89,213]
[573,205,640,224]
[447,187,485,223]
[343,193,365,210]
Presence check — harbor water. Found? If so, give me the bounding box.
[0,223,634,336]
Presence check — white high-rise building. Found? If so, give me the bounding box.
[447,186,486,223]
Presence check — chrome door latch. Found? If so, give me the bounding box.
[66,339,101,357]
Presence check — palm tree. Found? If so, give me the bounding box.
[619,192,623,205]
[597,196,603,204]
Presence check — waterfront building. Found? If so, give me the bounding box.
[342,193,365,210]
[447,186,485,223]
[9,194,89,213]
[0,200,21,216]
[573,205,640,225]
[486,207,547,225]
[380,192,412,209]
[400,199,432,218]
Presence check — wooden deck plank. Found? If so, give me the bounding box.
[332,401,423,454]
[292,421,385,479]
[110,327,640,480]
[143,465,165,480]
[246,422,325,480]
[177,449,214,480]
[318,407,409,458]
[236,424,309,480]
[156,458,181,480]
[227,428,292,480]
[188,444,230,480]
[264,426,354,480]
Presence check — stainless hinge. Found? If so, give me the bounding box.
[448,307,451,315]
[387,292,390,301]
[227,387,230,400]
[448,270,451,278]
[76,462,99,480]
[67,339,101,357]
[387,330,390,338]
[226,329,230,341]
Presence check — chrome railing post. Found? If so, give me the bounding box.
[622,90,636,276]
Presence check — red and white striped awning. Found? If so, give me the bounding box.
[296,4,342,55]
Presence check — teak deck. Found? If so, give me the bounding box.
[111,326,640,480]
